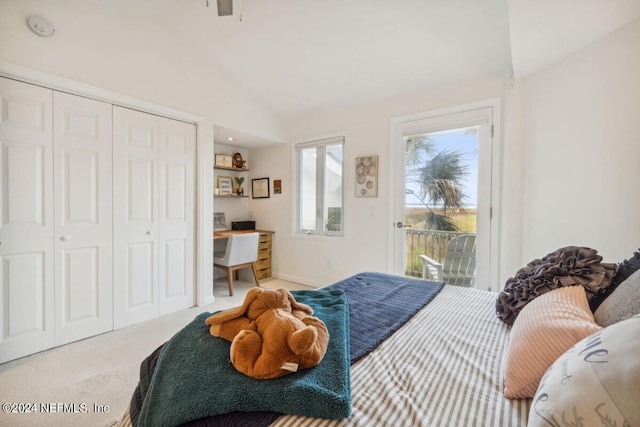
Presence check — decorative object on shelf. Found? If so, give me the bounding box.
[234,176,245,195]
[274,179,282,194]
[218,176,233,195]
[215,154,233,168]
[233,152,247,169]
[214,212,227,231]
[252,177,270,199]
[355,155,378,198]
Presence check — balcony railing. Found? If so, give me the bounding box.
[405,229,476,277]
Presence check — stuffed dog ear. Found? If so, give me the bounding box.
[280,288,314,315]
[205,288,261,326]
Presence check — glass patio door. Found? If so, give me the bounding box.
[390,103,499,291]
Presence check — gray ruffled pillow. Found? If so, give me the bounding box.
[594,269,640,327]
[496,246,617,325]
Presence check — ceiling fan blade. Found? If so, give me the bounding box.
[217,0,233,16]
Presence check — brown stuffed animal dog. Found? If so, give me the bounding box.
[204,288,329,379]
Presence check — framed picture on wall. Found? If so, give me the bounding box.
[252,178,270,198]
[214,212,227,231]
[217,176,233,195]
[355,155,378,197]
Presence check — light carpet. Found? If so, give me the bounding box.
[0,278,313,427]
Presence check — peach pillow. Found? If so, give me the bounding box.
[503,285,602,399]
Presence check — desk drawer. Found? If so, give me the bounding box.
[258,247,271,260]
[258,234,271,249]
[258,233,272,242]
[256,267,272,280]
[258,241,271,251]
[256,258,271,270]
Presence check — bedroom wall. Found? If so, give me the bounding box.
[521,18,640,265]
[0,1,284,143]
[499,78,528,283]
[251,76,508,287]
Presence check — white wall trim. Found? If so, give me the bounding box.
[197,123,215,306]
[274,273,323,289]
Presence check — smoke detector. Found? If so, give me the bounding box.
[27,15,55,37]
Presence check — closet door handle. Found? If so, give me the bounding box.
[146,230,154,235]
[60,235,71,241]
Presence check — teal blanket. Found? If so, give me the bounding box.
[136,289,350,427]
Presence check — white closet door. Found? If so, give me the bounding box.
[113,106,159,328]
[0,77,55,363]
[158,117,195,315]
[53,92,113,345]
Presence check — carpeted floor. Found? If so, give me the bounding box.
[0,278,313,427]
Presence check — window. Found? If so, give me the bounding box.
[295,136,344,236]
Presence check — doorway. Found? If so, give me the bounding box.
[389,102,499,290]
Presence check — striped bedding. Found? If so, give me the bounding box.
[271,285,531,426]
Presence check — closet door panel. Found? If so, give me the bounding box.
[128,159,154,221]
[127,242,154,306]
[113,106,159,328]
[158,117,194,315]
[62,247,98,319]
[0,77,54,363]
[3,144,46,225]
[163,239,186,298]
[53,91,113,346]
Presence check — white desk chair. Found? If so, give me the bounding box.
[420,234,476,287]
[214,232,260,296]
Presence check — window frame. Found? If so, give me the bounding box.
[294,135,345,238]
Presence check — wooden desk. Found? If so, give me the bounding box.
[213,230,274,279]
[214,229,273,239]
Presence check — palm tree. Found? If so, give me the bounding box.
[405,135,470,231]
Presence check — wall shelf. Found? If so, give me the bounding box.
[214,165,249,172]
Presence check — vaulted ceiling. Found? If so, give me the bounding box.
[4,0,639,143]
[144,0,640,120]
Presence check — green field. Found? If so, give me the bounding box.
[405,207,477,232]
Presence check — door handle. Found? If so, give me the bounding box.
[60,235,71,241]
[146,230,154,235]
[395,222,411,229]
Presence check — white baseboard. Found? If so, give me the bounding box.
[272,272,323,288]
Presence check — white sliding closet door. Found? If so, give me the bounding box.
[113,107,159,328]
[113,106,194,328]
[53,91,113,345]
[158,117,195,315]
[0,78,55,363]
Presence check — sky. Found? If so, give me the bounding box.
[405,129,478,208]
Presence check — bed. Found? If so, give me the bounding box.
[120,246,640,426]
[118,272,531,426]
